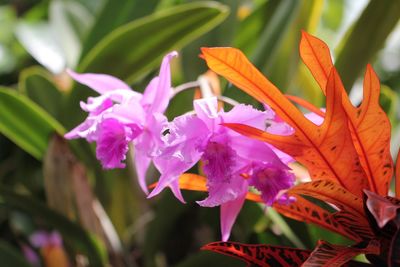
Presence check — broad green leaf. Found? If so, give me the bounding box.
[0,241,32,267]
[335,0,400,90]
[78,1,229,83]
[234,0,276,55]
[80,0,158,56]
[19,66,64,120]
[250,0,300,72]
[181,0,240,80]
[268,0,324,90]
[65,1,228,128]
[0,186,106,267]
[0,87,64,160]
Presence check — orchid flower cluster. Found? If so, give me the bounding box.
[65,52,296,241]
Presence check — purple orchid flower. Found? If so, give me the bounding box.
[149,97,295,241]
[65,52,177,194]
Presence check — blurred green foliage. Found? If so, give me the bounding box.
[0,0,398,266]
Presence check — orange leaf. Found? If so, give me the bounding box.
[202,46,368,196]
[289,180,365,217]
[395,150,400,198]
[300,32,393,195]
[299,31,333,93]
[273,194,366,242]
[202,241,311,267]
[302,239,380,267]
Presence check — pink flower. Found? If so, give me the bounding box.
[65,52,177,193]
[149,97,295,240]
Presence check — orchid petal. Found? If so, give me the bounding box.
[220,194,246,241]
[229,135,290,167]
[96,118,133,169]
[134,146,152,194]
[305,109,325,126]
[221,104,274,127]
[149,114,208,199]
[193,97,219,130]
[197,175,247,207]
[67,69,131,94]
[142,51,178,113]
[169,179,186,203]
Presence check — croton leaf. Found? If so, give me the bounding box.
[201,47,368,197]
[300,32,393,196]
[202,241,311,267]
[273,194,366,242]
[289,180,365,219]
[302,239,380,267]
[390,226,400,267]
[364,190,400,229]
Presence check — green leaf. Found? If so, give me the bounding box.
[0,241,32,267]
[80,0,158,56]
[65,1,228,128]
[0,87,65,160]
[250,0,300,71]
[181,0,240,80]
[78,1,229,83]
[0,186,106,267]
[234,0,280,55]
[19,66,64,121]
[335,0,400,90]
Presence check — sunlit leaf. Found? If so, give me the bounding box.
[302,239,380,267]
[300,32,393,196]
[50,0,93,68]
[201,47,368,196]
[15,22,66,74]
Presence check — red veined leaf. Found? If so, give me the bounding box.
[289,180,365,217]
[364,190,400,229]
[202,241,311,267]
[396,150,400,198]
[202,47,368,196]
[285,94,326,118]
[288,180,374,240]
[300,32,393,195]
[302,239,380,267]
[273,194,365,242]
